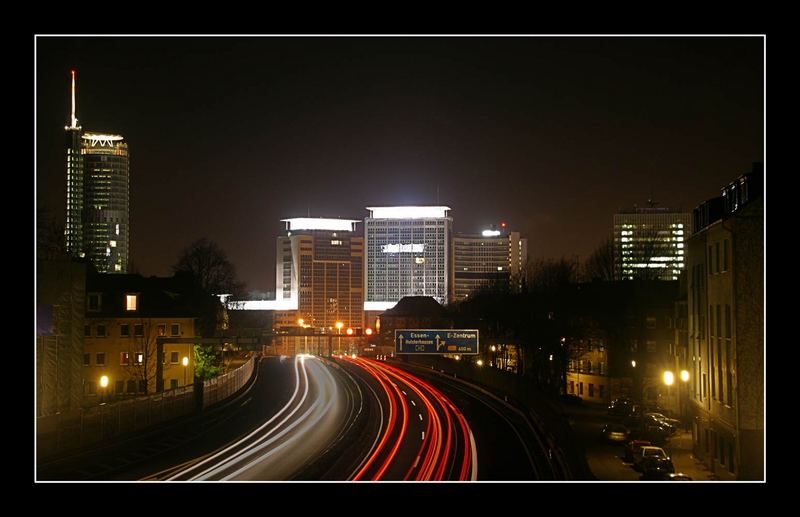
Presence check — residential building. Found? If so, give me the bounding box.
[687,163,763,480]
[564,281,679,405]
[82,273,213,402]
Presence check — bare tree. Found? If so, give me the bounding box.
[37,208,66,254]
[527,257,578,293]
[584,236,614,282]
[122,319,160,395]
[172,238,246,297]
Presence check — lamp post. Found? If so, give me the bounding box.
[99,375,109,404]
[335,321,343,356]
[679,369,690,427]
[182,356,189,386]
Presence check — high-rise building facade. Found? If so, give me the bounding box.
[64,70,83,256]
[274,218,363,331]
[62,71,130,273]
[613,206,692,281]
[364,206,453,311]
[453,228,527,301]
[81,133,130,273]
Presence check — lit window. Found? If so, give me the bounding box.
[110,240,117,247]
[126,294,138,311]
[171,323,180,336]
[135,353,144,365]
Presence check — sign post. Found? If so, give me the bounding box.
[395,329,479,355]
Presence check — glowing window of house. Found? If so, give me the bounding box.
[126,294,138,311]
[135,353,144,365]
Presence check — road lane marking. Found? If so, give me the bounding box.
[422,431,425,440]
[419,413,423,421]
[411,400,416,407]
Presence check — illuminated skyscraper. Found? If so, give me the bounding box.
[364,206,453,311]
[613,205,692,281]
[453,226,527,301]
[63,71,130,273]
[274,218,363,330]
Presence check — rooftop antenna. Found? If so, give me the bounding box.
[69,70,79,129]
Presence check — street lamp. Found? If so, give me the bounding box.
[99,375,109,404]
[679,370,690,428]
[298,318,309,355]
[182,356,189,386]
[335,321,343,356]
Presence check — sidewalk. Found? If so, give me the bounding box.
[564,402,721,481]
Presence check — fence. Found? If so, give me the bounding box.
[37,354,258,461]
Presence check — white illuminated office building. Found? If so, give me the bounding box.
[453,227,527,301]
[613,206,692,281]
[274,218,363,330]
[364,206,453,311]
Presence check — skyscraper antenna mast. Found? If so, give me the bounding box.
[70,69,79,129]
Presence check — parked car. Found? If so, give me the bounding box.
[645,412,681,431]
[623,440,651,463]
[608,397,633,417]
[640,457,675,480]
[561,394,583,406]
[666,472,693,481]
[602,424,631,443]
[633,446,669,471]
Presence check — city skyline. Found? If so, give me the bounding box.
[36,35,764,291]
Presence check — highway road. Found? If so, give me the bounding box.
[341,357,559,480]
[336,356,477,481]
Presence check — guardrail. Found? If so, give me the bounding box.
[37,354,258,461]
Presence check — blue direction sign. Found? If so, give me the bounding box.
[395,329,479,355]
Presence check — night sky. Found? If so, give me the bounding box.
[35,36,763,292]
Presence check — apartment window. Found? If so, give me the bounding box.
[127,380,136,393]
[138,380,147,393]
[171,323,180,336]
[87,293,101,312]
[646,340,657,352]
[588,383,594,397]
[170,379,178,390]
[134,324,144,337]
[85,381,97,396]
[83,353,90,366]
[157,324,167,336]
[569,381,574,394]
[115,380,124,394]
[708,245,713,274]
[96,353,106,366]
[715,243,720,274]
[587,361,593,374]
[125,294,138,311]
[120,352,130,366]
[120,324,130,337]
[84,325,91,337]
[719,438,726,466]
[630,339,638,352]
[646,316,657,329]
[170,351,179,364]
[599,362,604,375]
[587,339,593,352]
[135,352,144,365]
[579,382,584,395]
[96,325,106,337]
[723,240,729,272]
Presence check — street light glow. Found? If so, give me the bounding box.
[680,369,690,382]
[100,375,109,388]
[182,356,189,366]
[663,370,675,386]
[631,360,636,368]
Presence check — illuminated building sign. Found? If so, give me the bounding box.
[82,133,124,147]
[381,243,425,253]
[367,206,451,219]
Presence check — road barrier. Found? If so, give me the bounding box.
[37,354,258,461]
